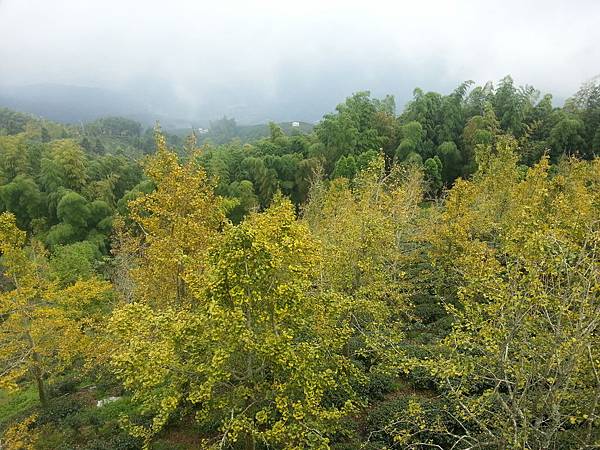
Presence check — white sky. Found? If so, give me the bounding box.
[0,0,599,120]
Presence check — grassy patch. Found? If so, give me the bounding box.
[0,385,39,430]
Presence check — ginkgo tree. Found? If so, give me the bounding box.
[398,138,600,448]
[108,134,377,449]
[118,130,227,308]
[110,196,359,449]
[0,212,112,406]
[303,156,424,369]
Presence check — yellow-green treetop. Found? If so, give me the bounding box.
[110,195,359,448]
[402,138,600,448]
[0,212,112,405]
[122,131,227,308]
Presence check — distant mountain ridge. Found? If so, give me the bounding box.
[0,83,145,123]
[0,83,321,128]
[0,83,202,128]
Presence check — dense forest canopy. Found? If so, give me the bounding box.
[1,75,600,449]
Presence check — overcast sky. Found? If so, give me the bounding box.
[1,0,599,123]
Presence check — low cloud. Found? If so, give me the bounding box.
[1,0,598,123]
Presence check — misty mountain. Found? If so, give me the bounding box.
[0,83,154,123]
[0,83,219,128]
[0,83,325,127]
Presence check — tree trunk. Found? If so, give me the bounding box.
[33,365,48,407]
[26,330,48,407]
[244,433,256,450]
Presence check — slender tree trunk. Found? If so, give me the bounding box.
[33,364,48,407]
[26,331,48,406]
[244,433,256,450]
